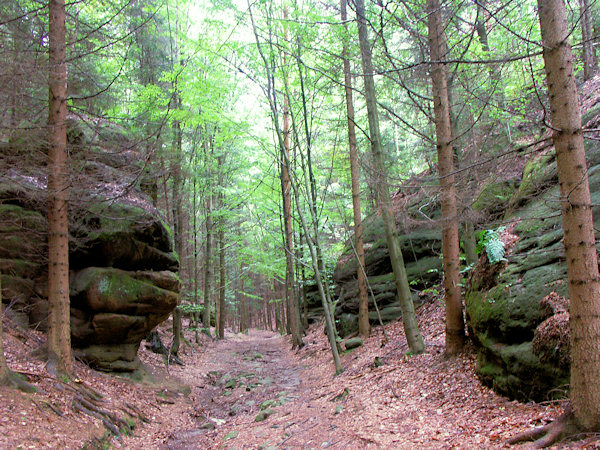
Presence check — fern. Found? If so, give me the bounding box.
[483,229,506,264]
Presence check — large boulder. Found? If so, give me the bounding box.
[70,268,178,371]
[0,117,179,372]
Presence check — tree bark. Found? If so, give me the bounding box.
[354,0,424,353]
[239,271,247,333]
[281,7,303,348]
[203,193,214,336]
[47,0,72,376]
[580,0,597,81]
[341,0,370,338]
[538,0,600,431]
[282,89,302,346]
[170,110,183,357]
[0,276,9,384]
[217,212,226,340]
[427,0,465,355]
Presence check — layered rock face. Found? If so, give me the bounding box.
[330,79,600,402]
[330,185,443,337]
[0,119,179,372]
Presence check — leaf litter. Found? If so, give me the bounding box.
[1,300,600,448]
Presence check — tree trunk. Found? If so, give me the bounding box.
[278,114,343,370]
[462,222,478,266]
[538,0,600,431]
[580,0,597,81]
[247,0,302,347]
[0,275,9,384]
[282,92,301,345]
[341,0,369,338]
[281,8,303,348]
[203,194,213,336]
[192,167,200,342]
[239,274,247,333]
[427,0,465,355]
[354,0,425,354]
[217,218,226,339]
[170,115,183,357]
[47,0,72,376]
[299,232,309,329]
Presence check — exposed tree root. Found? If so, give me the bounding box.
[1,370,38,393]
[508,405,579,448]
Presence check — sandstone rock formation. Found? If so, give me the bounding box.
[0,118,178,372]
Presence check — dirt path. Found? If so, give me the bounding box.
[166,329,307,448]
[3,302,597,448]
[118,304,596,449]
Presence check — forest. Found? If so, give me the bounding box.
[1,0,600,447]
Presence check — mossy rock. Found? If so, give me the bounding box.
[132,270,180,292]
[369,305,405,323]
[466,258,568,346]
[70,267,178,361]
[0,204,47,261]
[90,313,148,345]
[73,343,141,372]
[255,409,275,422]
[344,337,363,350]
[464,135,600,402]
[334,218,441,283]
[472,180,516,213]
[1,274,35,308]
[404,256,442,285]
[71,267,178,316]
[71,231,177,272]
[510,153,556,208]
[476,339,569,402]
[337,313,358,337]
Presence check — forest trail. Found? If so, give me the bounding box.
[145,327,376,449]
[1,302,595,448]
[118,302,586,449]
[165,329,309,448]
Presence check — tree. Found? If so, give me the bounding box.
[511,0,600,444]
[426,0,465,355]
[580,0,597,81]
[341,0,369,338]
[47,0,72,376]
[0,275,9,384]
[246,0,304,348]
[354,0,424,354]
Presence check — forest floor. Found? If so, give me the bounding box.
[2,300,600,449]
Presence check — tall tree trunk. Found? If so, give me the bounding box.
[170,114,183,357]
[192,165,200,342]
[580,0,597,81]
[239,272,247,333]
[341,0,369,338]
[538,0,600,431]
[47,0,72,375]
[0,275,9,384]
[427,0,465,355]
[298,232,309,329]
[248,0,302,347]
[282,92,299,343]
[281,7,303,348]
[217,214,226,340]
[203,194,213,336]
[278,118,343,370]
[354,0,424,354]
